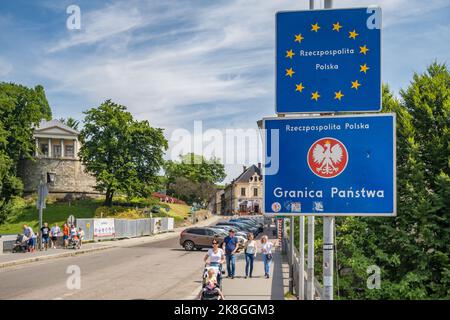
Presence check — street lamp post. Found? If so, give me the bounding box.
[37,172,54,250]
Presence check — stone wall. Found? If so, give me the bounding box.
[19,158,102,198]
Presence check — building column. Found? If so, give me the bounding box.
[73,139,78,158]
[35,138,39,157]
[48,138,52,157]
[61,139,64,158]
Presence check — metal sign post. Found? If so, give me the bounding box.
[289,216,295,294]
[298,216,305,300]
[307,216,315,299]
[36,180,48,251]
[323,216,335,300]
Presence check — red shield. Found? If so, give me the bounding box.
[307,137,348,178]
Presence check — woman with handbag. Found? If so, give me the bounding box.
[260,235,274,279]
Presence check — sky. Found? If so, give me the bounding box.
[0,0,449,183]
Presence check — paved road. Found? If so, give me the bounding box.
[0,236,206,300]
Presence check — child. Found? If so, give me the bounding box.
[198,268,225,300]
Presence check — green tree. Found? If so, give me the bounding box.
[330,64,450,299]
[164,153,226,205]
[169,177,217,206]
[79,100,168,206]
[59,117,80,131]
[165,153,226,185]
[0,83,51,223]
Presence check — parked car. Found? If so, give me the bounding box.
[225,221,259,235]
[232,218,264,233]
[209,226,247,238]
[179,227,225,251]
[215,222,246,231]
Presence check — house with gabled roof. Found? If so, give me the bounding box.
[215,164,263,215]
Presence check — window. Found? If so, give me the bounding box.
[40,143,49,156]
[254,188,258,197]
[241,188,246,196]
[53,145,61,158]
[187,228,206,235]
[65,145,74,157]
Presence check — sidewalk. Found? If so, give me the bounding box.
[221,225,287,300]
[0,214,222,269]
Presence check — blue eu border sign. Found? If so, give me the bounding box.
[263,114,396,216]
[276,7,381,113]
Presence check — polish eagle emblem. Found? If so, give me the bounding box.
[307,138,348,178]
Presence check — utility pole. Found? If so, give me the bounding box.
[36,176,48,251]
[298,216,305,299]
[289,216,295,294]
[307,216,315,299]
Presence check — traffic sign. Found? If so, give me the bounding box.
[263,114,395,216]
[67,215,75,225]
[276,7,381,113]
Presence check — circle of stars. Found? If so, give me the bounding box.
[283,20,371,104]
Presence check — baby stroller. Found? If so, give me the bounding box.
[67,236,80,249]
[201,263,223,300]
[12,234,29,253]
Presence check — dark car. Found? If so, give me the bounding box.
[215,222,246,232]
[179,227,225,251]
[216,221,257,234]
[231,219,264,233]
[230,222,259,235]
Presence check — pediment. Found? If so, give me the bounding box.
[35,126,78,137]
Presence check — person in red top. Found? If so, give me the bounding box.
[63,223,70,249]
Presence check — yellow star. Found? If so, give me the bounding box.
[351,80,361,90]
[334,91,344,100]
[294,34,304,43]
[360,64,369,74]
[295,83,305,92]
[311,91,320,101]
[349,30,359,40]
[332,22,342,32]
[311,23,320,32]
[359,45,369,55]
[285,68,295,77]
[286,49,295,59]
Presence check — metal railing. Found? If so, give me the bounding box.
[284,234,322,299]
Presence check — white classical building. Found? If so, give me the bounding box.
[34,119,79,159]
[19,119,100,198]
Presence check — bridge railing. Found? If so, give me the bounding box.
[283,229,322,300]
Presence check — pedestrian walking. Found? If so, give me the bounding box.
[63,223,70,249]
[40,222,51,251]
[244,233,257,278]
[50,223,61,249]
[222,229,238,279]
[77,227,85,249]
[260,235,274,279]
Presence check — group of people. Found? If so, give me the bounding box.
[21,222,85,252]
[199,229,275,299]
[220,229,274,279]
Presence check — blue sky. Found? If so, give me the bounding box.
[0,0,449,182]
